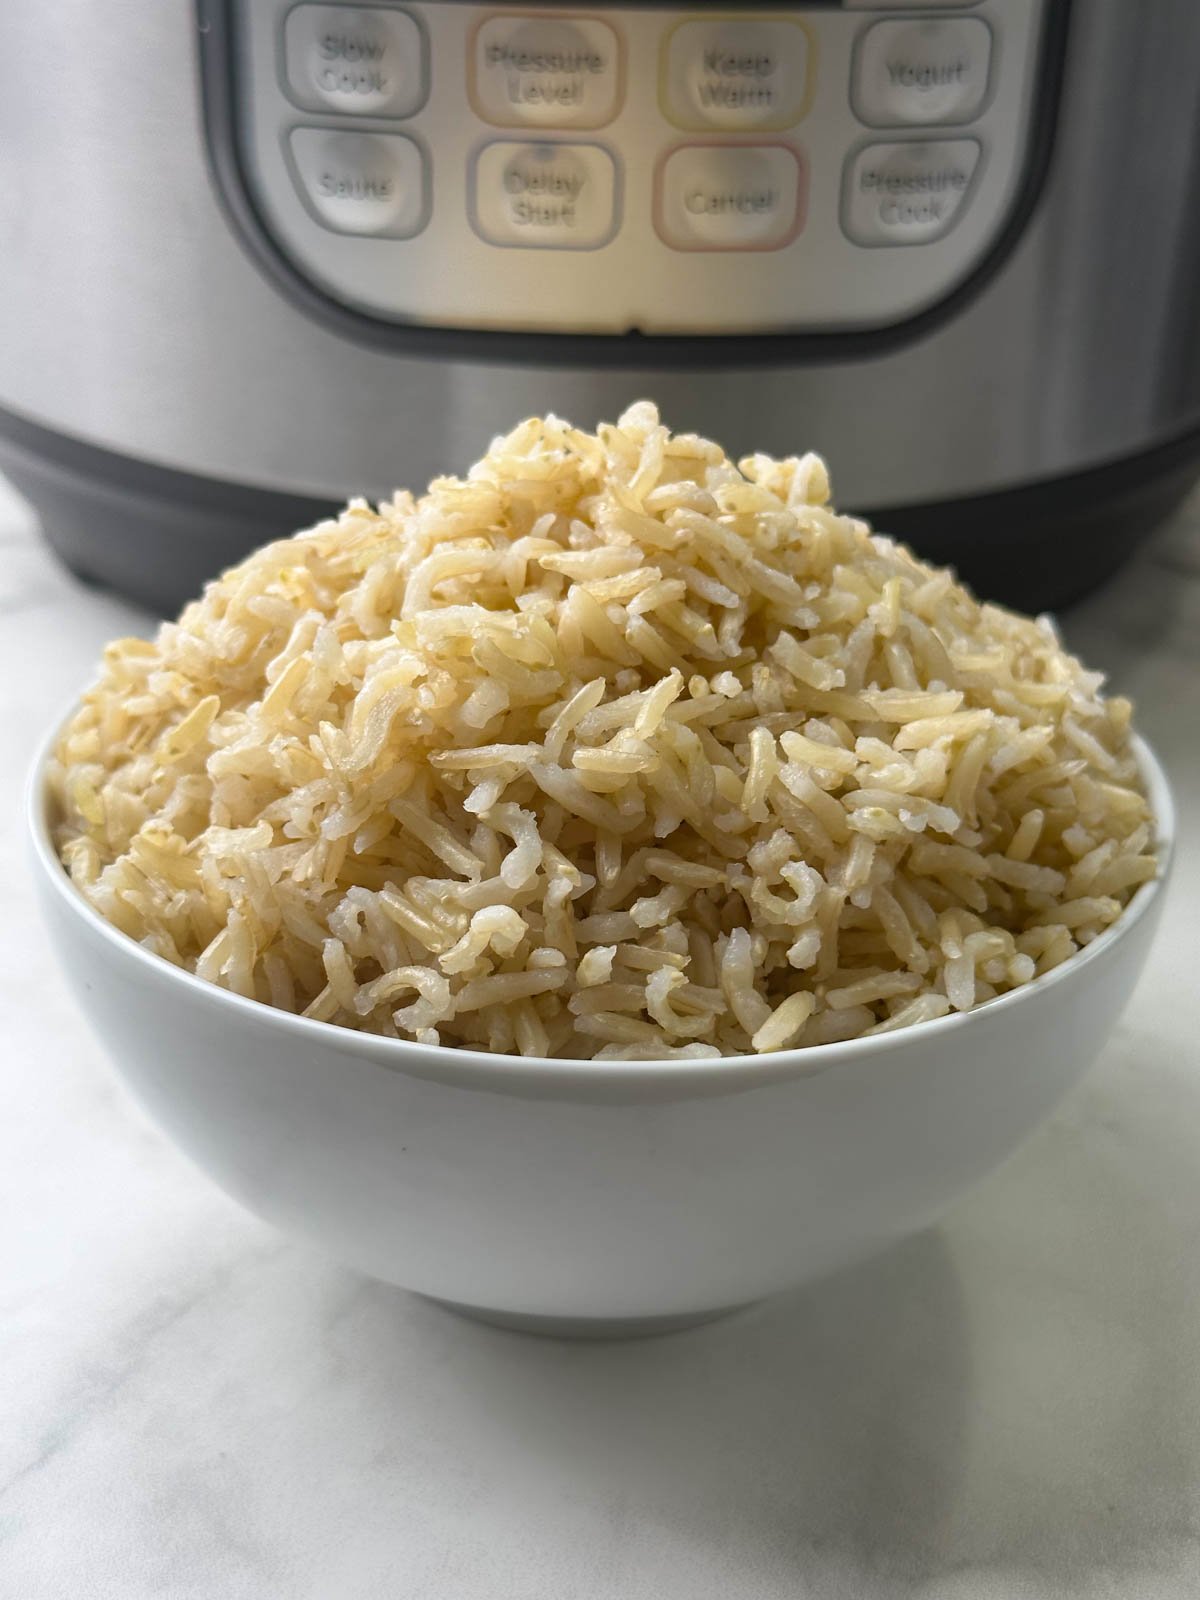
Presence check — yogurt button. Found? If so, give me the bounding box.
[284,6,426,118]
[289,129,428,237]
[854,18,992,128]
[655,144,805,252]
[842,139,981,245]
[471,17,622,128]
[471,142,618,248]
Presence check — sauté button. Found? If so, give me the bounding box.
[289,128,428,237]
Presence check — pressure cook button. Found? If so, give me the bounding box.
[842,139,980,245]
[471,142,618,248]
[853,18,991,127]
[283,6,427,118]
[289,129,428,237]
[661,18,812,132]
[470,16,622,129]
[655,144,805,252]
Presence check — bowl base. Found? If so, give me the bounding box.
[419,1294,755,1340]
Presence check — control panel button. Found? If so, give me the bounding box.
[283,6,426,118]
[288,129,428,237]
[655,143,805,252]
[470,16,622,129]
[661,19,812,132]
[471,141,618,248]
[842,139,980,245]
[845,0,982,8]
[854,18,991,127]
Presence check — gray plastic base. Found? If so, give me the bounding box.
[0,404,337,616]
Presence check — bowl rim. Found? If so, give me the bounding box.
[28,707,1175,1091]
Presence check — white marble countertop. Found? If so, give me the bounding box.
[2,473,1198,1600]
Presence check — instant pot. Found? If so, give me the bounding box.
[2,0,1199,613]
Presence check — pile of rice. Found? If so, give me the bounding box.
[51,403,1157,1059]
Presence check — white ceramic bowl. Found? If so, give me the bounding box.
[28,730,1173,1336]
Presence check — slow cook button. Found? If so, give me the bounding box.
[283,6,427,118]
[662,19,812,132]
[470,16,622,128]
[655,144,805,252]
[289,129,428,237]
[853,18,992,127]
[842,139,980,245]
[471,142,618,248]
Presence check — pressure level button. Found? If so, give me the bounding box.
[470,16,623,128]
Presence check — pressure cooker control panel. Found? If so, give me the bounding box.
[228,0,1048,334]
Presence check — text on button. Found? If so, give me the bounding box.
[314,31,389,99]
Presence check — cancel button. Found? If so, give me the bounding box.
[656,144,805,251]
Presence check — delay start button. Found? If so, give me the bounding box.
[471,142,618,248]
[842,139,980,245]
[283,5,427,119]
[470,16,623,128]
[655,143,805,252]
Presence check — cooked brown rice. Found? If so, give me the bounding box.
[50,402,1157,1059]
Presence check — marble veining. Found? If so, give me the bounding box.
[2,475,1198,1599]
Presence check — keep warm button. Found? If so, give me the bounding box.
[655,144,805,252]
[471,142,618,249]
[662,20,812,132]
[842,139,980,246]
